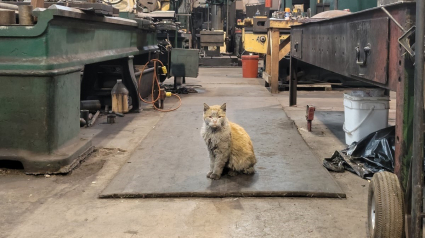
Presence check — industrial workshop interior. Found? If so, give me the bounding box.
[2,0,425,237]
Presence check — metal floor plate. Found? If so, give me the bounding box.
[100,70,345,198]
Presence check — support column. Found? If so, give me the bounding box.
[285,0,292,10]
[394,60,414,190]
[289,57,297,106]
[265,53,271,87]
[310,0,317,16]
[411,0,425,235]
[270,28,280,94]
[211,5,223,30]
[264,30,272,87]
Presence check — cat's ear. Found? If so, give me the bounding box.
[204,103,210,112]
[220,103,226,112]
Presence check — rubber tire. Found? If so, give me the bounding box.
[368,171,404,238]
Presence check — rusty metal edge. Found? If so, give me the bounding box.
[0,65,82,76]
[292,2,416,28]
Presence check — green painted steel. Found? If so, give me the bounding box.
[318,0,378,12]
[0,72,80,153]
[285,0,376,14]
[170,49,200,77]
[284,0,292,10]
[0,6,157,172]
[119,12,136,19]
[0,6,157,71]
[310,0,317,15]
[337,0,377,12]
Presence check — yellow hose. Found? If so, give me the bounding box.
[137,59,182,112]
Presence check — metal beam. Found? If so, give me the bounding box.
[0,6,157,72]
[290,3,416,188]
[289,58,297,106]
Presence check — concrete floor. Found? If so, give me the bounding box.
[0,68,396,238]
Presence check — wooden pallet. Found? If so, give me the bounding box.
[279,83,342,91]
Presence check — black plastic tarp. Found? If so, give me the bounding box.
[323,126,395,179]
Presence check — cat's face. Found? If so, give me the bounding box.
[203,103,227,129]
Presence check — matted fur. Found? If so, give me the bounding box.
[201,103,257,180]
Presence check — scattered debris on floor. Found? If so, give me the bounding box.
[80,109,127,127]
[80,118,87,127]
[163,84,201,94]
[92,148,127,158]
[323,126,395,179]
[107,114,116,124]
[88,110,100,127]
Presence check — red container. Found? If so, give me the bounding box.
[241,55,259,78]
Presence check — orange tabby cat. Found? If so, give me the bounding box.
[201,103,256,180]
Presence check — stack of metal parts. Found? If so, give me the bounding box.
[0,1,119,26]
[0,3,33,25]
[138,10,178,30]
[58,3,119,16]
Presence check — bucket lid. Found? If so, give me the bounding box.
[242,55,259,59]
[344,93,389,101]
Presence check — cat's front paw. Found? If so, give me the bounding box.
[209,173,220,180]
[206,171,213,178]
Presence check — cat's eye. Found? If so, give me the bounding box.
[209,116,212,118]
[218,116,222,118]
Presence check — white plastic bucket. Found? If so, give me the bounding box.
[343,92,389,145]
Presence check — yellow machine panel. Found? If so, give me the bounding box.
[243,31,268,54]
[240,17,301,54]
[243,30,290,55]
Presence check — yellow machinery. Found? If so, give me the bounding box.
[239,17,288,55]
[160,0,170,11]
[243,31,268,54]
[238,17,300,93]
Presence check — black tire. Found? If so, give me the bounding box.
[368,171,404,238]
